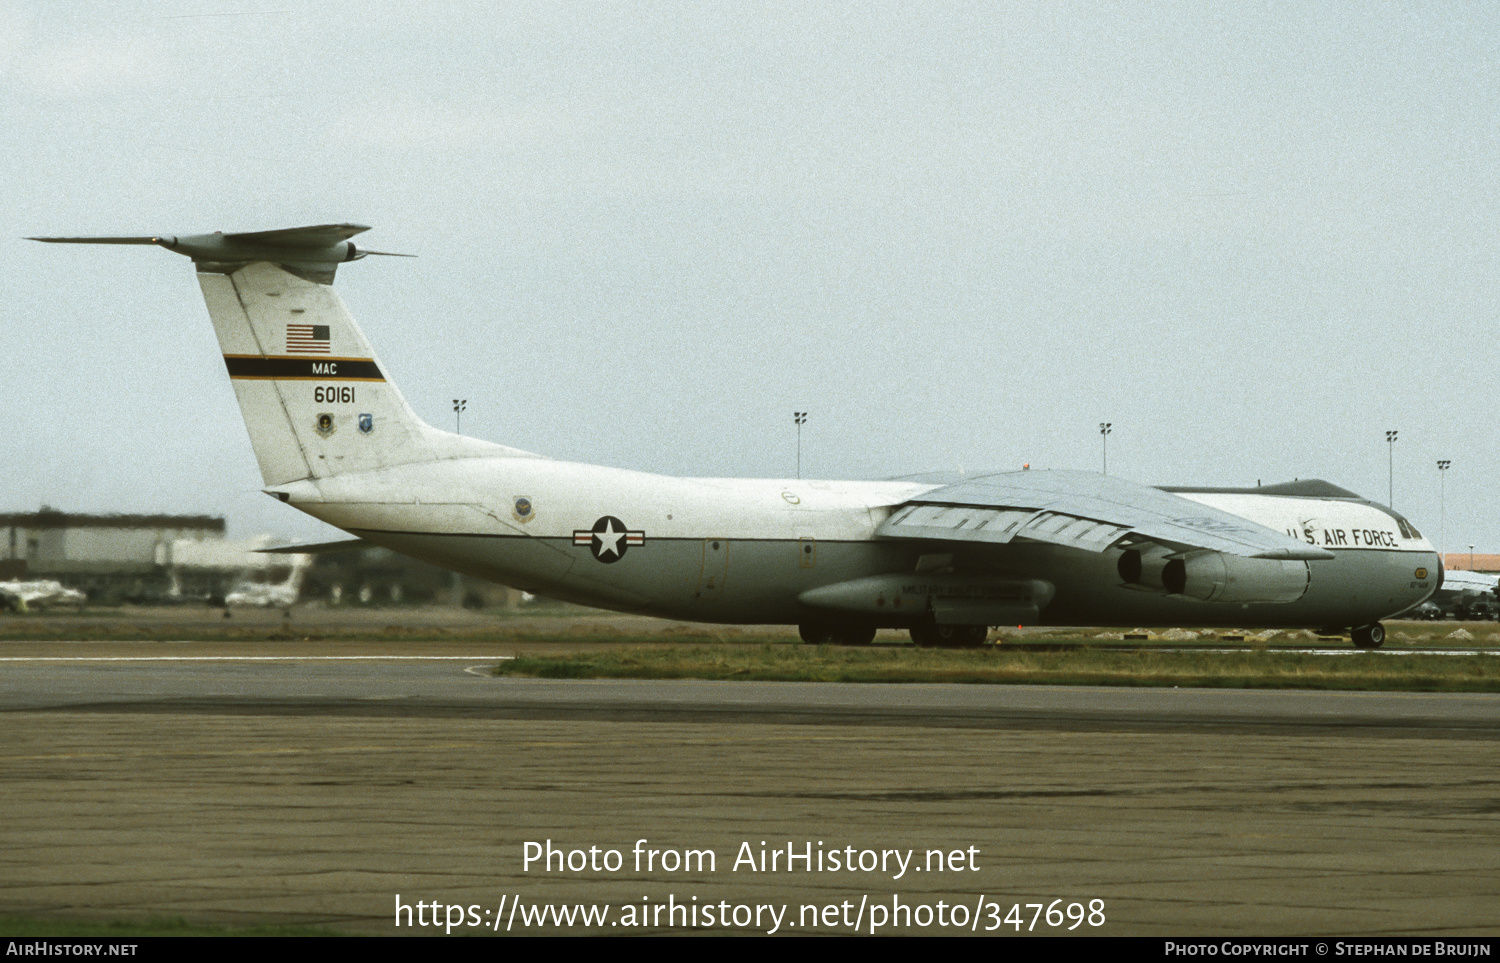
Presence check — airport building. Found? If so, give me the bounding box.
[1443,553,1500,574]
[0,508,512,608]
[0,509,287,602]
[1,509,225,588]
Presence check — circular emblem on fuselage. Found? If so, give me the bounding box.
[1415,567,1428,579]
[315,413,335,437]
[513,496,534,524]
[572,515,645,563]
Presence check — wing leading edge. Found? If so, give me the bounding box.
[877,469,1334,561]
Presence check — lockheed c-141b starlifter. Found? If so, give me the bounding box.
[33,224,1439,648]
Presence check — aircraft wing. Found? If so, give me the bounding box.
[877,469,1333,561]
[254,538,369,554]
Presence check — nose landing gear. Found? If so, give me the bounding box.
[1350,622,1386,650]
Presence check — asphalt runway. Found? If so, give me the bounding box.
[1,641,1497,936]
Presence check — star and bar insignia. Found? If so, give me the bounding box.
[573,516,645,563]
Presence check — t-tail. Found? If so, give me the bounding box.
[31,224,523,486]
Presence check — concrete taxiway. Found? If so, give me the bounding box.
[1,640,1497,936]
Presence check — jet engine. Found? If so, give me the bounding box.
[1118,548,1309,604]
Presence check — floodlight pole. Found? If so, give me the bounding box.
[1099,422,1112,475]
[1437,459,1451,558]
[1385,429,1398,507]
[453,399,467,435]
[794,411,807,479]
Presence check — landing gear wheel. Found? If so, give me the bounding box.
[799,622,835,644]
[799,622,877,646]
[1351,622,1386,650]
[910,621,989,648]
[831,623,877,646]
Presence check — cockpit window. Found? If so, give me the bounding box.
[1395,516,1422,539]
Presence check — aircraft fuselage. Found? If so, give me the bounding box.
[270,458,1438,629]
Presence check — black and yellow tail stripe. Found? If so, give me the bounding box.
[223,355,386,381]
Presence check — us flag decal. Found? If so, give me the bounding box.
[286,324,331,354]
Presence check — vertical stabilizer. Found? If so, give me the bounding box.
[200,262,445,485]
[33,225,528,487]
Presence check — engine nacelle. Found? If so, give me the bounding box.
[1120,547,1310,604]
[1161,552,1310,604]
[1117,548,1172,592]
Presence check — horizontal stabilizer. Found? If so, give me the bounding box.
[29,224,409,283]
[223,224,370,247]
[29,235,166,244]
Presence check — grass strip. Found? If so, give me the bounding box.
[0,623,737,644]
[492,643,1500,692]
[0,915,345,937]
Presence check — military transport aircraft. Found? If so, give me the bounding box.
[33,224,1439,648]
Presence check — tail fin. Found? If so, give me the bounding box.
[204,261,450,484]
[34,224,522,486]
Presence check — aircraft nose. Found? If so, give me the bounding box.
[1417,552,1443,604]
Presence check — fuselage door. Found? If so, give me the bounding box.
[697,539,728,599]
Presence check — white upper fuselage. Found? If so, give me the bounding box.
[1175,492,1433,555]
[274,456,931,544]
[276,460,1434,557]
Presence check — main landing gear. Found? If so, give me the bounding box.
[798,621,878,646]
[1350,622,1386,650]
[796,619,992,647]
[909,619,989,648]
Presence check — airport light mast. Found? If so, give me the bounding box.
[1099,422,1112,475]
[1437,459,1451,557]
[447,395,476,606]
[1385,429,1398,507]
[794,411,807,479]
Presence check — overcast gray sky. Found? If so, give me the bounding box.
[2,1,1497,554]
